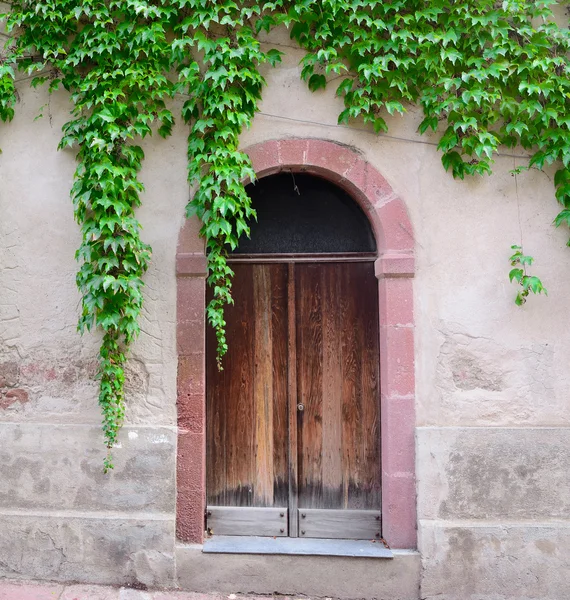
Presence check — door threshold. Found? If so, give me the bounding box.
[202,535,393,558]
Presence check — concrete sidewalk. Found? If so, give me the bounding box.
[0,581,307,600]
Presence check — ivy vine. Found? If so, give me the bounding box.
[1,0,569,468]
[509,245,548,305]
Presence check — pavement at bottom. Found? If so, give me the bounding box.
[0,581,319,600]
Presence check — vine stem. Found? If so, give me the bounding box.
[513,156,526,276]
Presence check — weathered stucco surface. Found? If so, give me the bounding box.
[176,546,420,599]
[1,25,569,599]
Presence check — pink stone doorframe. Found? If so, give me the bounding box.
[176,138,417,549]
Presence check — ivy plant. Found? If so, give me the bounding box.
[0,0,569,468]
[509,245,548,305]
[0,42,15,142]
[2,0,176,470]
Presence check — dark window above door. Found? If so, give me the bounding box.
[232,173,377,255]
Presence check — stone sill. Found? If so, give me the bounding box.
[202,535,393,558]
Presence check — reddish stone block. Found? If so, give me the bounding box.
[277,138,309,167]
[343,155,369,195]
[177,393,205,434]
[345,156,395,208]
[375,253,415,279]
[377,199,415,252]
[176,217,204,255]
[177,319,205,356]
[301,165,352,193]
[381,394,416,475]
[177,431,206,544]
[380,326,415,397]
[364,169,397,208]
[176,253,207,277]
[337,161,383,241]
[177,278,206,323]
[381,475,417,549]
[246,139,280,177]
[178,354,205,396]
[378,277,414,326]
[305,138,358,177]
[0,388,29,409]
[0,582,64,600]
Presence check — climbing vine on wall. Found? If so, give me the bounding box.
[509,245,548,305]
[0,0,569,468]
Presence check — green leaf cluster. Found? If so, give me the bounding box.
[509,245,547,305]
[2,0,176,468]
[175,5,281,366]
[288,0,570,241]
[0,62,15,129]
[0,0,568,466]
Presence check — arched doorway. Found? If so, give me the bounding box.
[205,173,382,539]
[176,138,417,550]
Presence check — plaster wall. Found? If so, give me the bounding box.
[1,26,569,599]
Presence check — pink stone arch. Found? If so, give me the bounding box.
[176,138,417,549]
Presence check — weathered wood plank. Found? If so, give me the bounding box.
[344,263,381,510]
[206,264,256,506]
[232,264,256,506]
[298,509,381,540]
[321,264,342,507]
[272,264,290,508]
[297,262,381,512]
[340,264,359,509]
[358,263,382,510]
[296,264,324,509]
[206,264,289,508]
[287,263,299,537]
[207,506,288,537]
[253,265,274,505]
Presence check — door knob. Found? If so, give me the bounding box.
[297,403,304,412]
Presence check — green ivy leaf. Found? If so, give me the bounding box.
[308,73,327,92]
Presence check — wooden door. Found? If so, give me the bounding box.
[206,263,289,536]
[206,260,381,539]
[295,263,381,539]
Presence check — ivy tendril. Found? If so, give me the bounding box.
[509,245,547,306]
